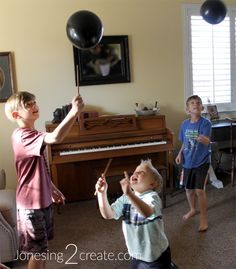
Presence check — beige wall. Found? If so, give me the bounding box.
[1,0,235,188]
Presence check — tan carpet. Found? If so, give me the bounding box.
[11,180,236,269]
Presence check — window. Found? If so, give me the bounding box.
[183,4,236,112]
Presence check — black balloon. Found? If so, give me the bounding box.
[66,10,103,50]
[200,0,227,24]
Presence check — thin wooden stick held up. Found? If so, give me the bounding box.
[102,158,113,177]
[76,65,80,94]
[94,158,113,196]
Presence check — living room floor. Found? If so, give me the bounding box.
[9,174,236,269]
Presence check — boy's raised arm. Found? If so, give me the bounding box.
[44,95,84,144]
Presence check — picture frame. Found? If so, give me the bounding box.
[73,35,131,86]
[0,52,15,102]
[207,104,219,120]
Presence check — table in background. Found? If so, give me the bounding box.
[211,118,236,172]
[211,118,236,144]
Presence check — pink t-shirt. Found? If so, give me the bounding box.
[12,128,52,209]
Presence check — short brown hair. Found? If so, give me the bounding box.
[5,91,35,121]
[186,95,203,106]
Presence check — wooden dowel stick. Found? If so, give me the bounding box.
[94,158,113,196]
[76,65,80,94]
[102,158,113,177]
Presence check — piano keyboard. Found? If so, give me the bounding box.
[60,140,167,156]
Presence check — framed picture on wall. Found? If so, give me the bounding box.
[0,52,15,102]
[73,35,131,86]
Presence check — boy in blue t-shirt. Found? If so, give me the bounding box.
[176,95,212,232]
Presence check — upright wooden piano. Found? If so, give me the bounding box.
[45,114,174,207]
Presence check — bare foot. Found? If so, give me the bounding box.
[198,218,208,232]
[198,225,208,232]
[183,210,196,221]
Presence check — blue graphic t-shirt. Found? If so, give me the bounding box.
[179,117,212,169]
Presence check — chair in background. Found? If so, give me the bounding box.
[0,169,18,263]
[217,118,236,186]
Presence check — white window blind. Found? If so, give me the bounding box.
[183,4,236,112]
